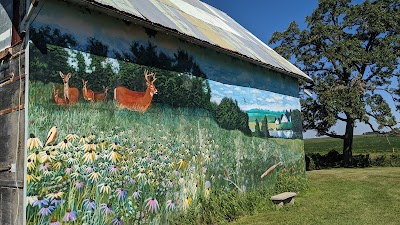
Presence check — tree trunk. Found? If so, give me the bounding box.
[342,119,354,167]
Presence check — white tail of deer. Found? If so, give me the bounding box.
[114,70,157,113]
[59,71,79,104]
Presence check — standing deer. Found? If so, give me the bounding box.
[114,70,157,113]
[52,86,66,105]
[59,72,79,104]
[94,86,109,102]
[82,79,95,102]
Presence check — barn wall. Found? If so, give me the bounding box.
[25,0,305,224]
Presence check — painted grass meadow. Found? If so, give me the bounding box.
[27,81,305,224]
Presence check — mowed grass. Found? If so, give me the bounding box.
[232,167,400,225]
[304,134,400,155]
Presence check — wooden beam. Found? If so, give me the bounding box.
[0,74,25,87]
[0,104,25,116]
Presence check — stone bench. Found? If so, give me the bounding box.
[271,192,297,207]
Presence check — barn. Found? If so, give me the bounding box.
[0,0,311,224]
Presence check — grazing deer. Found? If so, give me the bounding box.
[94,86,109,102]
[82,79,95,102]
[114,70,158,113]
[52,86,66,105]
[59,71,79,104]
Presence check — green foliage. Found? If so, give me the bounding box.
[215,98,252,136]
[260,116,271,138]
[269,0,400,165]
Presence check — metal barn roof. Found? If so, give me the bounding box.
[71,0,312,81]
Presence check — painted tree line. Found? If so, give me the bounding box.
[30,26,305,138]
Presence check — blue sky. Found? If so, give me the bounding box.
[209,80,300,112]
[202,0,399,138]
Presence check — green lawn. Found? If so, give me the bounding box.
[304,134,400,154]
[231,167,400,225]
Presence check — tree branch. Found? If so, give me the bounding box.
[320,131,345,139]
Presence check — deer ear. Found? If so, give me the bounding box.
[67,73,72,78]
[59,71,64,78]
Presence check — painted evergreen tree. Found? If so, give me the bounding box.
[270,0,399,166]
[260,115,271,138]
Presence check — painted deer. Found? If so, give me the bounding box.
[114,70,158,113]
[82,79,95,102]
[94,86,109,102]
[52,86,66,105]
[59,71,79,104]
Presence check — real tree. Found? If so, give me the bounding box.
[270,0,400,167]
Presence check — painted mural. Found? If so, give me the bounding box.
[26,1,305,224]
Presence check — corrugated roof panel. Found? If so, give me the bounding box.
[80,0,311,81]
[95,0,144,18]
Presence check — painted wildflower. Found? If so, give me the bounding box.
[100,203,114,217]
[205,180,211,189]
[111,217,124,225]
[88,171,101,183]
[62,209,77,222]
[145,197,159,213]
[46,191,63,200]
[26,195,38,206]
[116,188,128,201]
[26,172,38,184]
[79,135,89,144]
[49,218,61,225]
[75,180,84,190]
[27,151,40,163]
[38,205,55,216]
[82,150,96,163]
[166,200,176,211]
[39,150,54,163]
[57,139,72,150]
[132,190,141,199]
[109,165,119,174]
[32,196,49,208]
[52,161,62,170]
[182,197,192,211]
[65,133,79,142]
[27,134,43,150]
[50,197,64,207]
[82,198,96,210]
[98,183,111,194]
[109,150,121,163]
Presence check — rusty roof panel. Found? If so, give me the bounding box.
[79,0,311,81]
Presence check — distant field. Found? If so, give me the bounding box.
[304,134,400,154]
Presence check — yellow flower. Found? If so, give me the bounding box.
[39,150,54,163]
[54,176,63,183]
[66,133,79,142]
[57,139,72,150]
[26,173,38,184]
[27,159,36,171]
[109,150,121,163]
[46,191,63,200]
[182,197,192,210]
[82,150,96,164]
[27,134,43,150]
[82,142,97,152]
[79,135,89,144]
[88,172,101,183]
[110,142,120,150]
[52,161,62,170]
[26,195,38,206]
[98,183,111,194]
[204,188,211,199]
[27,151,40,162]
[68,156,78,164]
[135,172,146,182]
[99,140,106,150]
[88,133,96,140]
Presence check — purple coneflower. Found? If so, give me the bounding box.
[173,170,179,176]
[109,165,119,174]
[202,167,207,173]
[62,209,77,222]
[49,218,61,225]
[39,162,51,172]
[100,203,114,217]
[33,196,49,208]
[86,165,94,173]
[50,197,63,207]
[132,190,141,199]
[65,166,73,174]
[145,197,159,213]
[116,188,128,201]
[111,217,124,225]
[166,200,176,211]
[83,198,96,210]
[75,180,84,190]
[38,205,55,216]
[129,177,135,184]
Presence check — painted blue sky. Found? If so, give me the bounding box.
[209,80,300,112]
